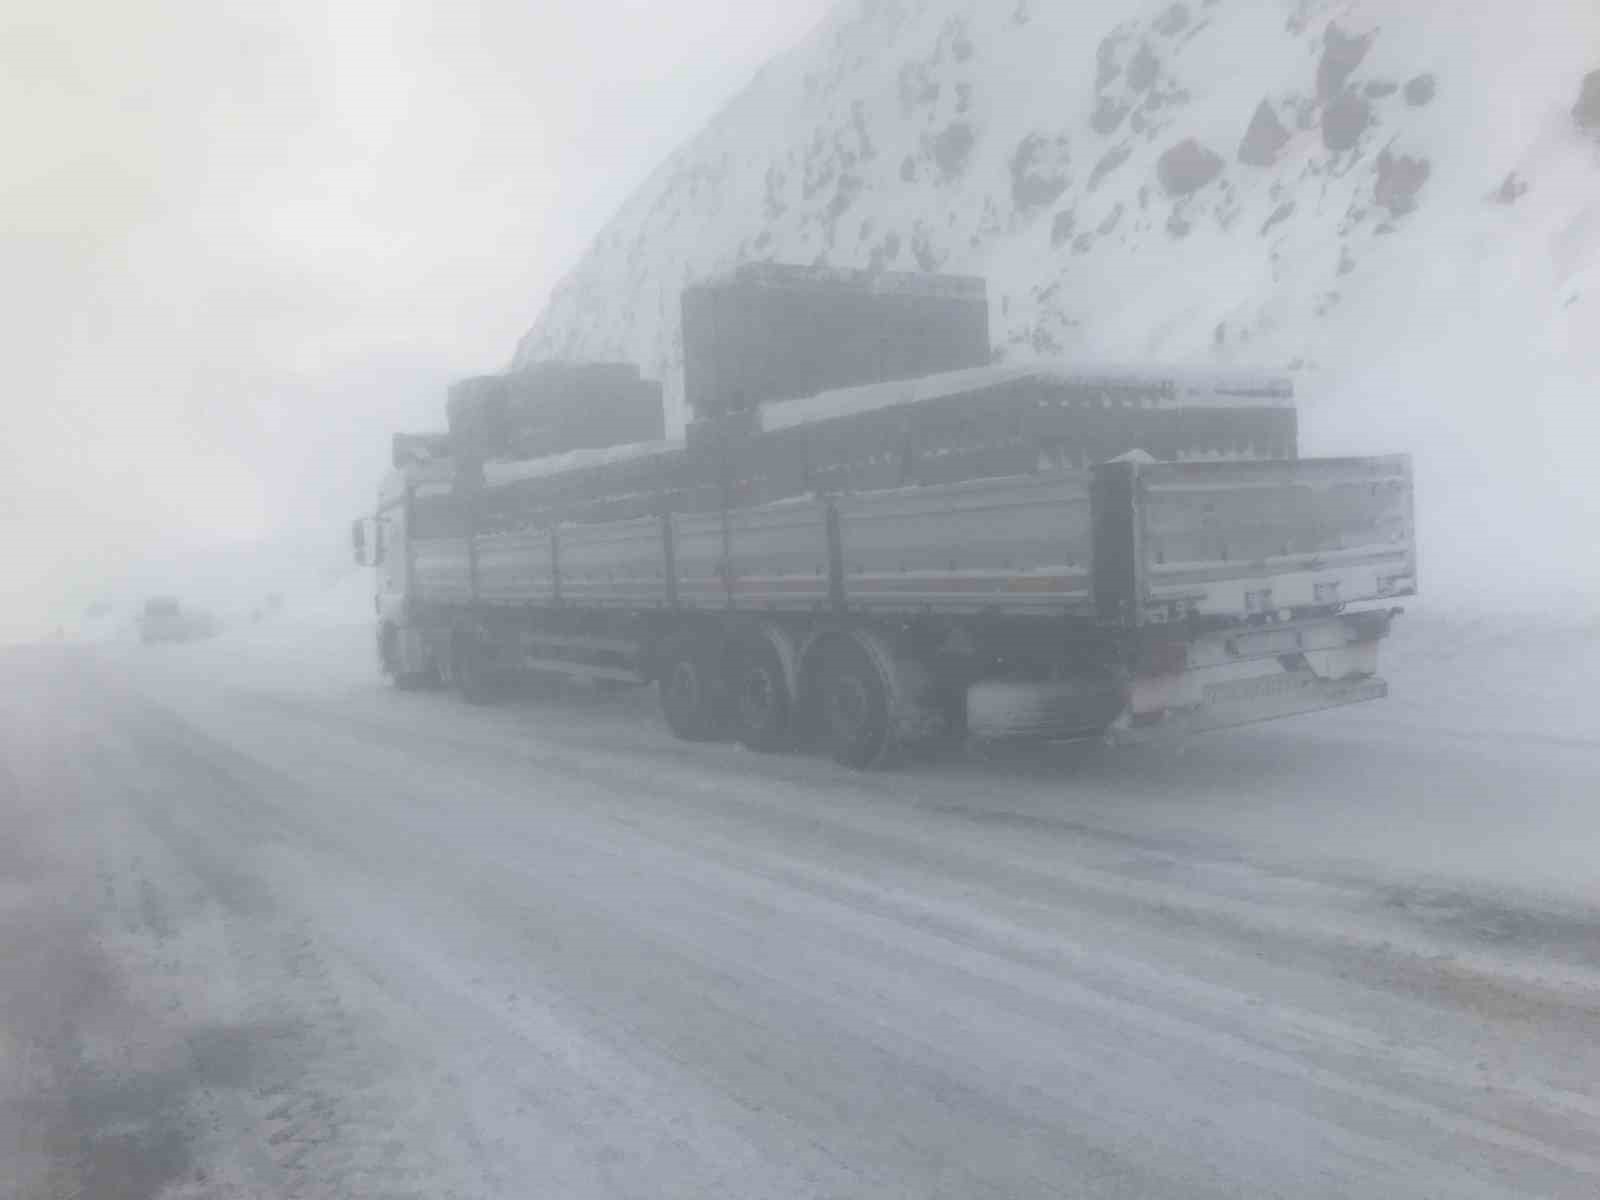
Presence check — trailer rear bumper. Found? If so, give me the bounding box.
[1114,670,1388,743]
[1114,609,1394,741]
[961,611,1394,747]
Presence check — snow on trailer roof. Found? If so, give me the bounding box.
[700,261,987,301]
[480,439,685,488]
[388,457,455,495]
[758,362,1295,434]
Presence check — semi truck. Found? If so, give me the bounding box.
[355,266,1416,768]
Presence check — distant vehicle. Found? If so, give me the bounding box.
[355,265,1417,768]
[138,596,216,645]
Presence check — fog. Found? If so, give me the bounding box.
[1,0,828,641]
[5,5,1600,1197]
[8,1,1596,642]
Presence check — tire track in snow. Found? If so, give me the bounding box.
[71,644,1600,1197]
[63,676,485,1200]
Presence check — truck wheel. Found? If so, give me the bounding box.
[451,634,500,706]
[380,625,433,691]
[818,638,892,769]
[728,639,794,753]
[659,638,726,742]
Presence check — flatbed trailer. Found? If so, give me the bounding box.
[356,362,1415,768]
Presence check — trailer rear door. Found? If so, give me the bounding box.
[1092,455,1416,626]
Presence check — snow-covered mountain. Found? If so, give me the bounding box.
[515,0,1600,603]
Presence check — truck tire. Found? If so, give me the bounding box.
[450,633,501,706]
[818,636,892,769]
[727,638,794,753]
[659,637,727,742]
[380,624,434,691]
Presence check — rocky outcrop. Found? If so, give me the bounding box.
[1238,100,1290,166]
[1405,74,1436,106]
[511,0,1598,420]
[1010,134,1073,211]
[1158,138,1224,195]
[1317,24,1373,101]
[1322,92,1371,151]
[1576,70,1600,135]
[1375,150,1431,215]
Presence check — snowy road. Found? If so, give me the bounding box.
[4,616,1600,1198]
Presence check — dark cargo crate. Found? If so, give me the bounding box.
[682,264,990,421]
[448,363,664,463]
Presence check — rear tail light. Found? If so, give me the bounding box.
[1137,638,1189,676]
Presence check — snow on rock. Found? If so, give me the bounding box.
[513,0,1600,600]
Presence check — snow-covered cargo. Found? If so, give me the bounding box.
[391,432,452,469]
[455,358,1296,516]
[681,263,991,420]
[695,362,1295,505]
[756,362,1295,433]
[474,439,706,531]
[447,363,664,463]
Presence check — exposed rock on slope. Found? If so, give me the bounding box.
[1238,100,1291,166]
[1577,69,1600,134]
[513,0,1600,527]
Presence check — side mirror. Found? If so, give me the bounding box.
[351,519,368,566]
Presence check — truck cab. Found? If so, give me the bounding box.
[138,596,216,645]
[354,455,456,687]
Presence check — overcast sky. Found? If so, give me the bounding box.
[1,0,831,638]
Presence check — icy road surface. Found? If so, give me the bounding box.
[5,613,1600,1198]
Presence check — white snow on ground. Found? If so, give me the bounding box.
[153,593,1600,905]
[4,601,1591,1198]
